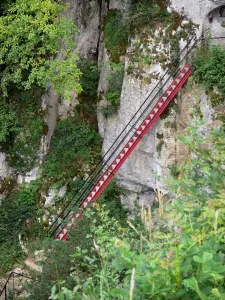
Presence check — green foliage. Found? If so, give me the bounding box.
[156,140,164,156]
[50,121,225,299]
[169,163,180,177]
[9,117,44,171]
[0,181,44,275]
[26,182,128,300]
[0,102,18,143]
[78,59,99,98]
[169,120,225,203]
[2,89,45,173]
[15,183,39,206]
[0,0,82,98]
[0,242,25,276]
[77,59,99,117]
[104,1,171,63]
[130,0,171,29]
[0,182,40,244]
[104,10,129,63]
[170,36,180,67]
[0,0,13,15]
[98,180,128,224]
[100,104,118,118]
[102,62,124,117]
[26,233,92,300]
[42,117,102,183]
[193,44,225,98]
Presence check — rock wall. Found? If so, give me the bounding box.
[97,0,224,209]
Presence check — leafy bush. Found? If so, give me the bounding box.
[0,0,82,98]
[9,117,44,172]
[0,242,25,276]
[193,44,225,98]
[130,0,171,29]
[98,180,128,224]
[102,62,124,117]
[100,104,119,118]
[77,59,99,118]
[50,121,225,299]
[0,182,43,274]
[0,183,40,243]
[42,117,102,183]
[3,89,45,173]
[78,59,99,98]
[0,102,18,143]
[26,182,128,300]
[104,2,171,63]
[104,10,129,63]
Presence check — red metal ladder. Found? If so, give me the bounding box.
[56,64,192,241]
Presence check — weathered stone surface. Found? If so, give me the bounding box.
[171,0,225,39]
[0,153,12,180]
[0,269,32,299]
[97,0,223,209]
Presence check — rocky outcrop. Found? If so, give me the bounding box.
[0,153,12,180]
[97,0,223,209]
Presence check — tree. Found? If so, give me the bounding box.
[0,0,82,99]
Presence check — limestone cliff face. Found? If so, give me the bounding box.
[97,0,225,208]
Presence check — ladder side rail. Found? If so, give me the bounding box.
[56,66,192,240]
[50,34,200,237]
[55,34,225,238]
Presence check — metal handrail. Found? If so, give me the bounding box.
[48,33,198,236]
[0,272,32,299]
[48,34,225,238]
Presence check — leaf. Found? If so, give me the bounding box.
[51,284,57,296]
[183,277,208,300]
[179,136,193,145]
[193,255,202,264]
[211,288,223,300]
[110,288,128,298]
[202,252,213,264]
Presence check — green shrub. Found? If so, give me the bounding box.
[78,59,99,98]
[0,102,18,143]
[193,44,225,98]
[104,10,129,63]
[1,89,45,172]
[0,181,43,274]
[9,117,44,172]
[169,163,180,177]
[42,117,102,183]
[0,242,25,276]
[26,182,128,300]
[102,62,124,117]
[105,91,121,107]
[98,180,128,224]
[130,0,171,30]
[156,140,164,156]
[0,183,41,243]
[76,59,99,120]
[0,0,81,98]
[100,104,119,118]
